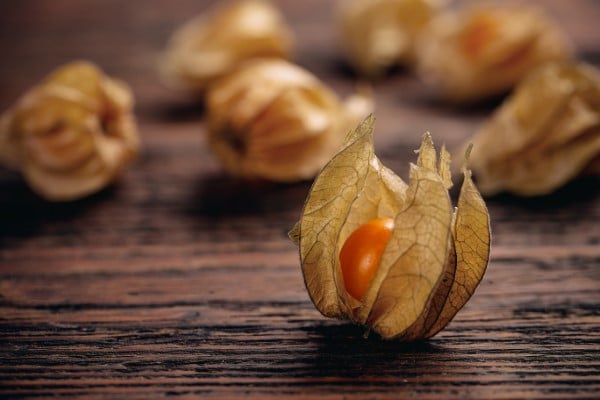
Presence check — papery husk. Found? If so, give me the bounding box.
[465,62,600,196]
[0,61,139,201]
[160,0,293,93]
[338,0,443,77]
[417,3,573,103]
[205,59,373,182]
[290,115,490,340]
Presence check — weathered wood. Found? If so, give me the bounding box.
[1,0,599,399]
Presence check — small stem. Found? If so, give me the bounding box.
[363,327,371,339]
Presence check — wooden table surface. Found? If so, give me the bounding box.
[1,1,599,399]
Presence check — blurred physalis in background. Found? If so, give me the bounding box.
[160,0,293,94]
[338,0,443,78]
[417,3,573,103]
[205,59,373,182]
[0,61,139,201]
[461,62,600,196]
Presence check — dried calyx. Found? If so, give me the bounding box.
[161,0,293,93]
[338,0,442,77]
[290,115,491,340]
[0,61,139,201]
[205,59,373,182]
[417,3,573,103]
[463,62,600,196]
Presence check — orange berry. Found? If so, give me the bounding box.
[339,217,394,300]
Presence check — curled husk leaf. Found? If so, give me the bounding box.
[160,0,293,93]
[463,62,600,197]
[0,61,139,201]
[290,115,491,340]
[205,59,374,182]
[338,0,443,77]
[417,3,573,103]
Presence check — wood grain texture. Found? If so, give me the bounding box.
[1,0,599,399]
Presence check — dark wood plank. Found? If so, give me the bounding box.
[1,0,599,399]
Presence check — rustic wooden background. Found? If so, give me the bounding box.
[1,0,599,398]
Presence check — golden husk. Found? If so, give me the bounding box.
[464,62,600,196]
[205,59,374,182]
[161,0,293,93]
[338,0,443,77]
[290,115,491,339]
[0,61,139,201]
[417,4,573,103]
